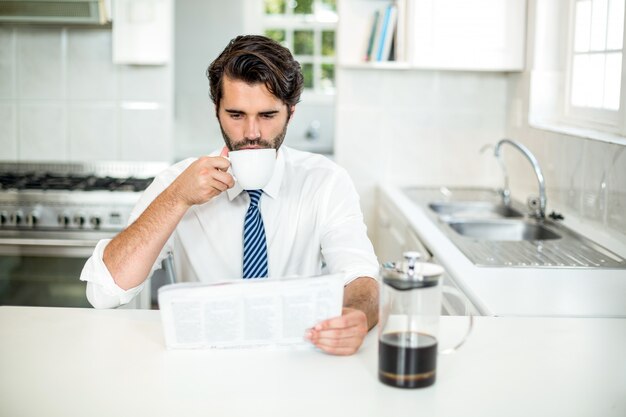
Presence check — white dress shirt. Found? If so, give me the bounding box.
[80,146,379,309]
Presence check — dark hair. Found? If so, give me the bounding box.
[207,35,304,112]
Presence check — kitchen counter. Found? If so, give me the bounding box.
[381,185,626,317]
[1,306,625,417]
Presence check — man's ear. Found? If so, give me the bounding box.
[288,105,296,121]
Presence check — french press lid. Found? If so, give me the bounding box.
[381,251,444,291]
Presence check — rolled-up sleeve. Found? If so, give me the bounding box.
[81,239,146,309]
[319,168,379,285]
[79,169,178,309]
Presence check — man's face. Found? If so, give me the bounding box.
[217,76,293,151]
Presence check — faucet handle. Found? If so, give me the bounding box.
[527,196,544,218]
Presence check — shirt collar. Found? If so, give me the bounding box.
[226,146,285,201]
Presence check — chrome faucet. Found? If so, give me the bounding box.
[494,138,547,219]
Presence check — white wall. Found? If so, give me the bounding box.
[335,68,508,235]
[0,25,173,162]
[173,0,245,160]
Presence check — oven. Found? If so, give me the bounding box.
[0,161,168,309]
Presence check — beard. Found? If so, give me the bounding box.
[219,118,289,152]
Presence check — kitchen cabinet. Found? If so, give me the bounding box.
[112,0,173,65]
[375,192,430,263]
[338,0,526,71]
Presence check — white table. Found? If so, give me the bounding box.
[1,306,625,417]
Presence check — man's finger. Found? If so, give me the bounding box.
[309,326,361,341]
[220,146,229,158]
[314,341,361,356]
[315,310,365,331]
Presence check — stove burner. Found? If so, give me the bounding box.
[0,172,154,192]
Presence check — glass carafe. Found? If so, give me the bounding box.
[378,251,472,389]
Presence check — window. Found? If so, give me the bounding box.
[566,0,625,131]
[262,0,337,94]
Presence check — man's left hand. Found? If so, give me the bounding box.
[305,307,369,356]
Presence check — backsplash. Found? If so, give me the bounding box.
[505,73,626,240]
[335,68,507,231]
[0,26,173,162]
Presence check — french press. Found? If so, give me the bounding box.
[378,251,472,389]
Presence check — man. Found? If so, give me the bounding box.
[80,35,379,355]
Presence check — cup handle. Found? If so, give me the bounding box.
[439,286,474,355]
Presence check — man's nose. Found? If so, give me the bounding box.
[244,117,261,140]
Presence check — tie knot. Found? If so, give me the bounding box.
[247,190,262,207]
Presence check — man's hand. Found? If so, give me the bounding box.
[305,307,369,356]
[168,147,234,208]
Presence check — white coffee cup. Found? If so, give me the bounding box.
[228,148,277,190]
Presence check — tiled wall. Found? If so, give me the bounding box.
[505,73,626,239]
[335,68,508,233]
[0,26,173,162]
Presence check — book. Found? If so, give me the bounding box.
[158,274,345,350]
[365,9,380,61]
[377,3,398,62]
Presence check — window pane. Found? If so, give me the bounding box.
[575,0,592,52]
[321,30,335,56]
[301,63,314,89]
[588,53,605,107]
[294,0,313,14]
[321,63,335,91]
[265,0,286,14]
[604,52,622,109]
[571,54,591,107]
[590,0,608,51]
[607,0,625,49]
[265,29,286,45]
[294,30,314,55]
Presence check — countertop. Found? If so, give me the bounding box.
[1,306,624,417]
[381,185,626,318]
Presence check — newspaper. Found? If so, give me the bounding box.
[158,274,345,350]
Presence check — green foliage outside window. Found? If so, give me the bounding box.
[321,30,335,56]
[301,63,314,89]
[294,0,314,14]
[264,0,286,14]
[264,29,286,45]
[294,30,314,55]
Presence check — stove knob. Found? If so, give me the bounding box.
[58,213,71,227]
[0,211,7,225]
[11,210,23,225]
[27,211,40,227]
[74,214,86,228]
[90,216,102,229]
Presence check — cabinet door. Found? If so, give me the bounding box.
[409,0,526,70]
[375,204,406,263]
[405,227,431,261]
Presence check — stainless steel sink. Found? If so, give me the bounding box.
[401,186,626,268]
[447,220,561,241]
[428,201,523,219]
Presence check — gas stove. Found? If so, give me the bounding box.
[0,161,168,233]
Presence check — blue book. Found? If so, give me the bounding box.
[376,4,393,61]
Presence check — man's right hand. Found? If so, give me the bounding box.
[168,147,234,207]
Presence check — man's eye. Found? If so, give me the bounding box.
[230,113,243,119]
[261,114,275,119]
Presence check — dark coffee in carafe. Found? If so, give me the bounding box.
[378,331,437,388]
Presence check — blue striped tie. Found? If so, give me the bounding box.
[242,190,268,279]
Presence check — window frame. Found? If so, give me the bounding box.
[562,0,626,135]
[260,0,338,96]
